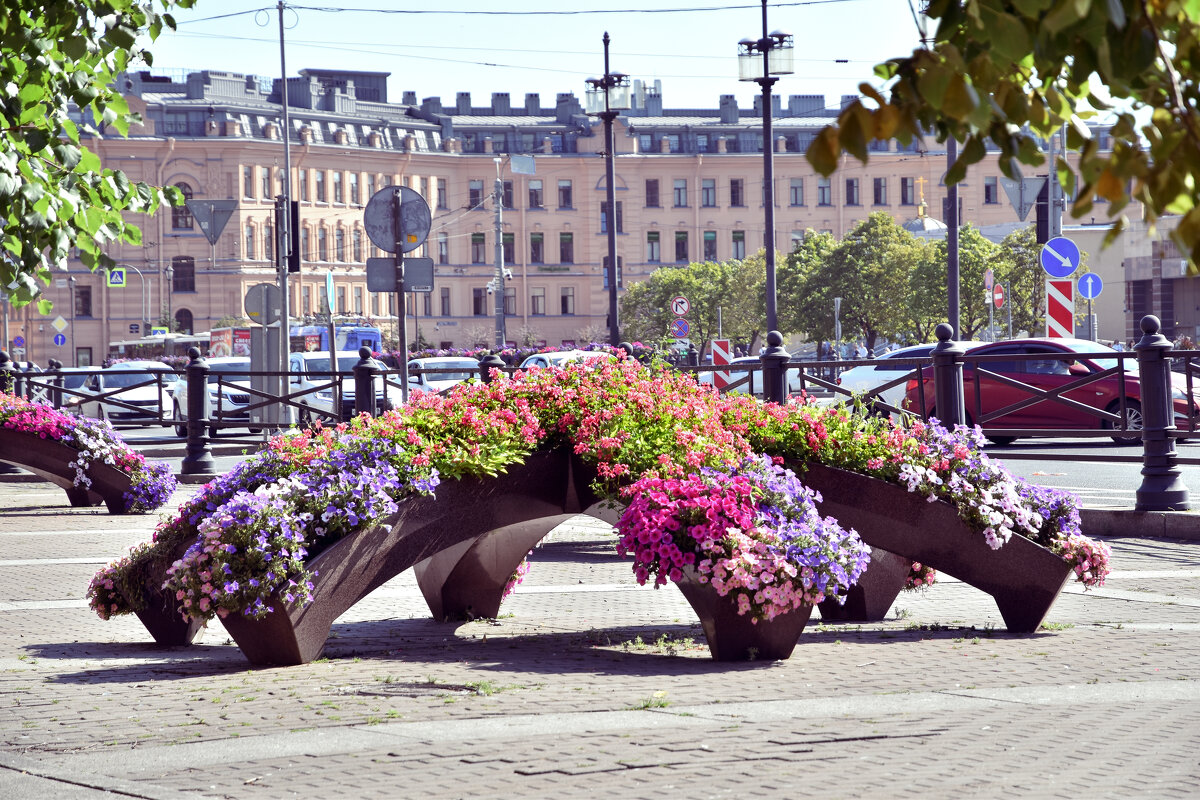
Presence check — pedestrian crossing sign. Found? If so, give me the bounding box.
[106,268,126,288]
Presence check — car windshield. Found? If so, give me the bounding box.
[303,356,361,373]
[208,363,251,383]
[412,361,476,381]
[61,374,90,389]
[1064,341,1133,372]
[103,370,171,389]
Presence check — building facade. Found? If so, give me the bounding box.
[2,67,1130,365]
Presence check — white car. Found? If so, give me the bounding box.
[832,342,984,415]
[71,361,178,426]
[287,350,400,423]
[406,357,480,395]
[170,357,254,437]
[518,350,615,370]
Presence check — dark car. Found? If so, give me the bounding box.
[902,337,1200,444]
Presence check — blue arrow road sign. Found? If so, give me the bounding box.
[670,317,690,338]
[1078,273,1104,300]
[53,333,67,346]
[1040,236,1081,278]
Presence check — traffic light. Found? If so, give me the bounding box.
[1034,179,1050,243]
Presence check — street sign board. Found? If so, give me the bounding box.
[402,257,435,293]
[670,317,690,338]
[52,333,66,346]
[12,336,24,348]
[244,282,282,326]
[993,284,1005,309]
[1078,272,1104,300]
[984,268,994,290]
[106,267,126,288]
[711,338,732,390]
[325,271,335,314]
[363,187,432,254]
[52,315,68,333]
[150,326,169,336]
[1046,279,1075,338]
[186,199,238,246]
[1040,236,1081,278]
[671,296,690,316]
[1000,176,1047,221]
[366,258,399,293]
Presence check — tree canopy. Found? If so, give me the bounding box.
[807,0,1200,270]
[1,0,189,311]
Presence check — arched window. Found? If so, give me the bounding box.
[264,221,274,263]
[245,223,256,260]
[174,308,194,335]
[352,229,363,262]
[301,226,311,260]
[172,183,194,229]
[172,255,195,292]
[335,228,345,261]
[317,227,328,261]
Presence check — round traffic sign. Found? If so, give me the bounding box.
[993,283,1005,309]
[12,335,24,348]
[670,317,690,338]
[52,333,67,346]
[364,187,432,254]
[1040,236,1081,278]
[1078,272,1104,300]
[671,296,690,316]
[244,282,282,326]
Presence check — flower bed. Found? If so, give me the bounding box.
[0,392,175,514]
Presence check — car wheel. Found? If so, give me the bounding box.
[987,435,1017,446]
[1106,399,1143,445]
[172,403,187,437]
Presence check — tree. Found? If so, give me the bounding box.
[1,0,189,311]
[926,224,1002,340]
[806,1,1200,270]
[995,226,1045,338]
[778,231,838,345]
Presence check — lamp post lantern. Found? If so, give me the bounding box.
[585,32,631,347]
[738,0,793,337]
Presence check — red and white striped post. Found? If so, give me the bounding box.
[1045,279,1075,338]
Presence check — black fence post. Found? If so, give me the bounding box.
[687,343,699,367]
[931,322,966,428]
[181,347,214,475]
[1134,315,1189,511]
[760,330,791,405]
[47,359,63,408]
[354,346,377,417]
[479,353,505,384]
[0,350,13,394]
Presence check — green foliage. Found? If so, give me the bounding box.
[807,1,1200,271]
[0,0,191,309]
[929,225,1001,339]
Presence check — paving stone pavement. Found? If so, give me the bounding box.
[2,481,1200,799]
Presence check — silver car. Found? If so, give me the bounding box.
[72,361,177,426]
[171,357,254,436]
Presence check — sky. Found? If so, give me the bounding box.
[138,0,927,113]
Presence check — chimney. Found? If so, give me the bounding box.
[716,136,728,153]
[491,92,511,114]
[719,95,739,124]
[456,92,471,115]
[524,93,540,115]
[422,96,443,115]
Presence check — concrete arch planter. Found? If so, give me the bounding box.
[0,428,135,514]
[799,462,1073,632]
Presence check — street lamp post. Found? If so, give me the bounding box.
[738,0,793,337]
[585,32,631,347]
[116,263,149,336]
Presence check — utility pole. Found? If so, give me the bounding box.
[276,0,293,422]
[493,157,506,350]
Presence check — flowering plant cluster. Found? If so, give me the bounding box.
[905,562,937,591]
[616,456,870,621]
[0,392,175,512]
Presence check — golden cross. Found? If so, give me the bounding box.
[915,175,927,204]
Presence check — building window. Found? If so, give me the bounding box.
[701,179,716,207]
[673,179,688,207]
[559,232,574,264]
[440,286,451,316]
[846,178,860,206]
[697,134,709,153]
[504,287,515,316]
[172,182,194,229]
[302,286,311,315]
[600,200,623,234]
[367,173,377,201]
[261,168,271,200]
[603,255,623,289]
[502,180,514,209]
[353,229,363,262]
[74,285,92,317]
[664,134,680,153]
[265,221,274,263]
[791,230,805,249]
[639,133,653,151]
[243,166,255,200]
[984,176,999,204]
[469,179,484,207]
[333,171,344,203]
[298,169,309,202]
[245,223,255,259]
[336,285,346,313]
[645,178,660,207]
[901,177,916,205]
[557,179,573,208]
[315,170,326,202]
[437,232,449,265]
[471,233,486,264]
[732,230,746,260]
[646,231,660,262]
[472,288,488,316]
[817,177,832,206]
[789,178,804,206]
[503,232,515,264]
[436,178,448,209]
[420,176,429,202]
[335,228,345,261]
[530,233,544,263]
[174,308,193,334]
[531,287,546,315]
[317,227,328,261]
[172,255,195,292]
[560,286,575,315]
[703,230,717,261]
[349,172,360,205]
[675,231,688,262]
[353,285,363,314]
[730,178,745,207]
[529,179,543,208]
[873,177,888,205]
[301,226,311,260]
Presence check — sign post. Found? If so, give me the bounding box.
[711,338,732,389]
[1077,273,1104,341]
[1046,279,1075,338]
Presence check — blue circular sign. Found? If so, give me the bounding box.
[52,333,67,346]
[670,317,690,338]
[1078,272,1104,300]
[12,335,24,347]
[1040,236,1081,278]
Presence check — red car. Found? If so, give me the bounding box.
[903,338,1200,444]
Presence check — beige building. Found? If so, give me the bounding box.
[1,68,1150,365]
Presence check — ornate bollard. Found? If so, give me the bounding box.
[760,330,792,405]
[931,322,966,428]
[0,350,13,394]
[180,347,214,475]
[1135,315,1189,511]
[478,353,505,384]
[353,346,377,417]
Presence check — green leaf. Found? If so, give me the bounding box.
[37,298,53,315]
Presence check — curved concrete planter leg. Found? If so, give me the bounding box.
[218,448,585,665]
[675,566,813,661]
[800,462,1073,632]
[0,429,136,514]
[121,537,208,646]
[817,547,910,622]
